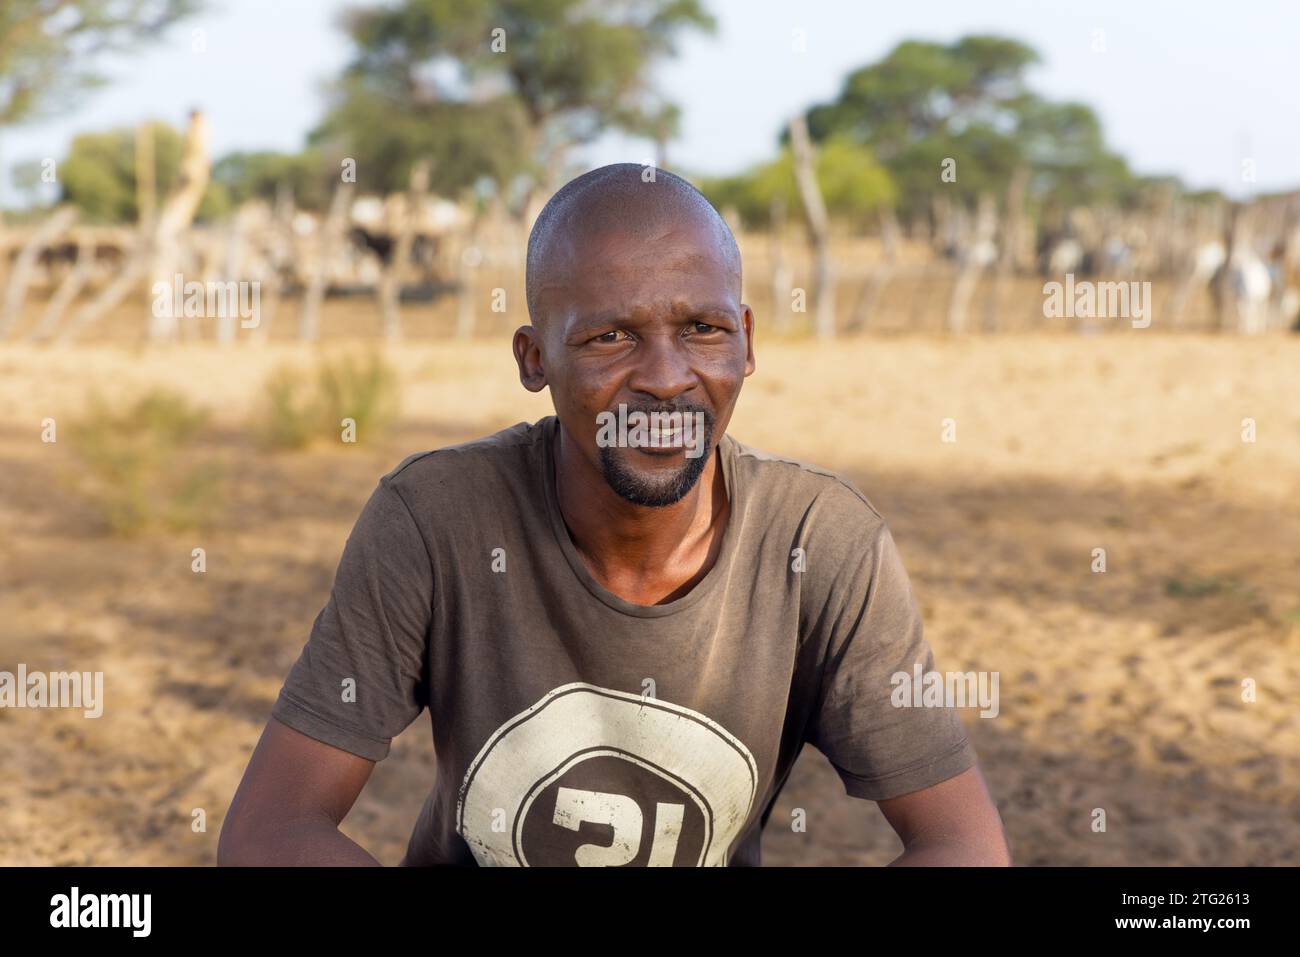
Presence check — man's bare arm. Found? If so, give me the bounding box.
[218,717,381,866]
[877,763,1012,866]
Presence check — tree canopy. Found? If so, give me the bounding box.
[0,0,200,127]
[310,0,715,207]
[54,121,228,222]
[698,136,896,230]
[800,35,1153,219]
[212,150,335,212]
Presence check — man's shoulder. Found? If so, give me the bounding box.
[728,437,901,598]
[728,434,886,527]
[379,417,550,501]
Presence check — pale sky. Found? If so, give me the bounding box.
[4,0,1297,205]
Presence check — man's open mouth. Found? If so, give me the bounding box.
[647,422,684,446]
[595,404,711,458]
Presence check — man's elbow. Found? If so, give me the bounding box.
[967,824,1014,866]
[948,824,1013,866]
[979,834,1014,866]
[217,810,274,866]
[891,826,1013,866]
[216,814,249,866]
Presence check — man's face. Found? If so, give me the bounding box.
[519,212,755,506]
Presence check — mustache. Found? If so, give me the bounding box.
[608,401,714,422]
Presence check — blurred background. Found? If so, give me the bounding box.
[0,0,1296,865]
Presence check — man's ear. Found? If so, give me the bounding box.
[741,304,756,377]
[513,325,548,393]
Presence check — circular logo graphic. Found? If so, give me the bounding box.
[456,683,758,866]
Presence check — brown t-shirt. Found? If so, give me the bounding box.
[270,415,975,866]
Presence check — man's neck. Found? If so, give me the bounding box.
[553,423,730,605]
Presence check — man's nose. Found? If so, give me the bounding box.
[625,332,697,401]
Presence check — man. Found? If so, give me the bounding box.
[219,164,1011,867]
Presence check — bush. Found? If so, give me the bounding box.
[260,366,320,451]
[317,352,401,443]
[258,352,400,450]
[69,390,224,534]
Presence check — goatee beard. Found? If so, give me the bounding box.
[597,405,714,507]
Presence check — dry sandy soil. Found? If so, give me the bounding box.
[1,328,1297,865]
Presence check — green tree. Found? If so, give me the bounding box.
[312,0,715,208]
[807,37,1038,153]
[803,34,1139,219]
[212,149,335,211]
[0,0,201,126]
[1014,96,1137,208]
[59,121,228,222]
[698,136,896,230]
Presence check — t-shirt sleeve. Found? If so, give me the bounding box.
[270,477,433,761]
[804,517,976,801]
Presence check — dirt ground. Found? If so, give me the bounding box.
[1,328,1297,865]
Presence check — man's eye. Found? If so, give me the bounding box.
[594,331,621,343]
[691,320,718,334]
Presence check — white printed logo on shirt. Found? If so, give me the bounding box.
[456,682,758,866]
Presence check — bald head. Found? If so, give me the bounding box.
[525,163,741,327]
